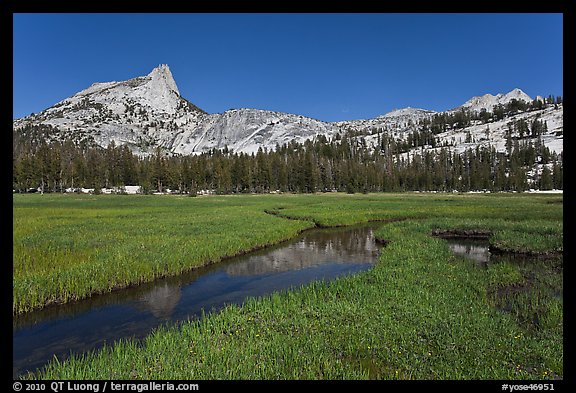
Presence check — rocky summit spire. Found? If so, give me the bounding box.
[147,64,180,96]
[13,64,562,159]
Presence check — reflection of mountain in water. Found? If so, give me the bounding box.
[137,283,182,319]
[14,223,382,379]
[225,228,380,276]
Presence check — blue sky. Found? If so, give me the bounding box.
[13,13,563,122]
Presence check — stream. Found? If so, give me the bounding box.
[13,224,382,378]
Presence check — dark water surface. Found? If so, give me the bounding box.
[13,224,382,378]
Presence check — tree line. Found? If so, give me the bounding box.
[13,127,562,194]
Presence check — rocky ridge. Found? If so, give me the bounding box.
[13,65,563,157]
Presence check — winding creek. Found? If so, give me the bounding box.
[14,224,562,378]
[13,224,382,378]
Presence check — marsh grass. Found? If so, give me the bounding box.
[486,255,563,333]
[15,192,562,379]
[13,194,314,314]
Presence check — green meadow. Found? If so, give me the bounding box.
[13,192,563,379]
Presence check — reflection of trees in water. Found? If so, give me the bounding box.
[13,224,383,379]
[225,228,380,276]
[138,283,182,319]
[447,241,491,265]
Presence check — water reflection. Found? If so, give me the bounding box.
[446,238,491,266]
[13,224,381,378]
[445,236,563,335]
[136,283,182,320]
[226,229,379,276]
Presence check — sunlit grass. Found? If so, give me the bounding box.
[14,192,562,379]
[13,194,314,314]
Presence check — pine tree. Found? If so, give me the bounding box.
[552,160,563,190]
[539,166,553,190]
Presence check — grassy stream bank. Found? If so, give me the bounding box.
[13,193,562,379]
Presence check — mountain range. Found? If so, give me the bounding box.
[13,64,563,157]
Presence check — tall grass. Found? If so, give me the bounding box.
[13,194,314,314]
[15,192,562,380]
